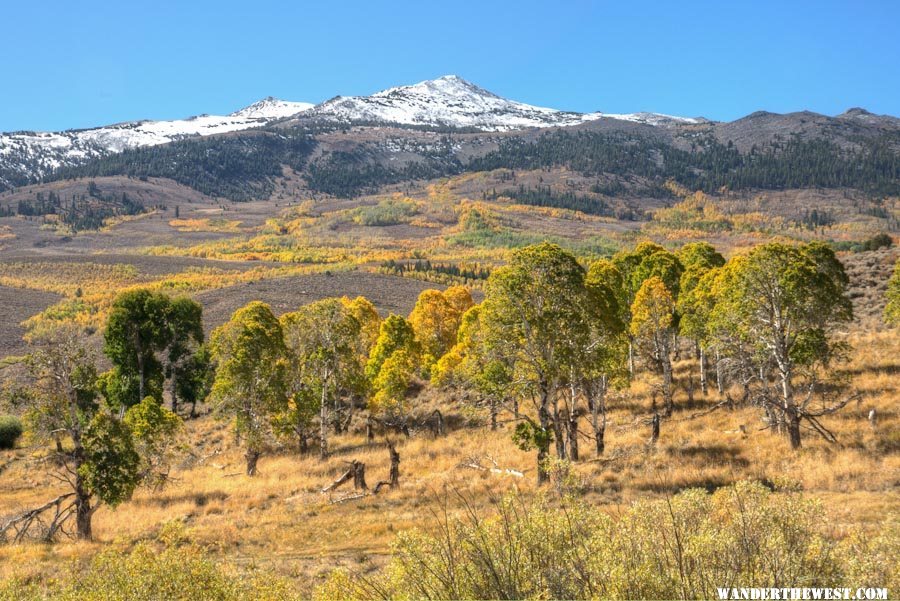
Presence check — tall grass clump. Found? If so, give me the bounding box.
[316,481,899,600]
[0,526,300,601]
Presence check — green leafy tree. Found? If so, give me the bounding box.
[613,242,684,375]
[210,302,288,475]
[79,412,141,508]
[124,396,183,488]
[631,277,677,415]
[677,241,726,273]
[175,345,213,418]
[103,289,173,407]
[580,259,630,455]
[409,286,474,376]
[370,349,417,421]
[366,315,420,383]
[677,242,725,395]
[432,306,514,430]
[678,267,722,396]
[164,297,205,415]
[103,291,205,412]
[341,295,382,354]
[21,326,143,539]
[478,242,590,484]
[281,299,363,458]
[711,243,853,448]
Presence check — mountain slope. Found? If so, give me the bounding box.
[301,75,702,131]
[0,98,314,188]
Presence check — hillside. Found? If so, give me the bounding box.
[0,75,899,601]
[0,251,897,597]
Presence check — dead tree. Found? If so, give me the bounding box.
[373,442,400,493]
[321,460,368,493]
[430,409,445,437]
[0,493,76,543]
[648,413,660,446]
[321,443,399,498]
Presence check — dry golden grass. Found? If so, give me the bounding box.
[1,327,897,592]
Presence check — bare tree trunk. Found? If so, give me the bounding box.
[781,368,802,449]
[699,346,708,395]
[662,352,674,416]
[137,352,145,404]
[388,444,399,488]
[567,410,579,461]
[352,461,368,490]
[787,413,802,449]
[628,340,635,377]
[333,396,342,434]
[537,400,552,486]
[490,397,498,431]
[715,348,725,396]
[373,442,400,492]
[170,370,179,415]
[74,477,92,540]
[431,409,444,437]
[246,448,260,476]
[553,406,567,460]
[649,413,660,446]
[319,384,329,459]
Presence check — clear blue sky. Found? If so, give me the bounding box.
[2,0,897,131]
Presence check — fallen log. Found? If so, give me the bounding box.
[321,460,367,494]
[0,493,76,544]
[323,443,399,497]
[458,456,524,478]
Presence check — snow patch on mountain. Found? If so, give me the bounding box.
[306,75,701,131]
[230,97,315,119]
[0,78,706,187]
[307,75,600,131]
[0,98,314,183]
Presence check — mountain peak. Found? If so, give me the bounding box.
[230,97,314,120]
[373,74,501,101]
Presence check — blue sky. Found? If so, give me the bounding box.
[1,0,897,131]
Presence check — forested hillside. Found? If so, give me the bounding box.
[26,117,899,203]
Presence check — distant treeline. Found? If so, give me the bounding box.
[483,184,645,220]
[48,131,316,202]
[379,259,491,282]
[471,131,900,197]
[9,182,148,230]
[39,126,900,201]
[829,232,894,253]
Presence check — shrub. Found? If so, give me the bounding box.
[316,481,897,600]
[0,415,23,449]
[0,539,300,600]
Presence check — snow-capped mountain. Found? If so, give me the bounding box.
[230,97,315,120]
[0,98,314,186]
[0,76,705,189]
[304,75,703,131]
[305,75,599,130]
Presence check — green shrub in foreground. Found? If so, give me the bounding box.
[0,539,300,601]
[0,415,23,449]
[316,480,899,600]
